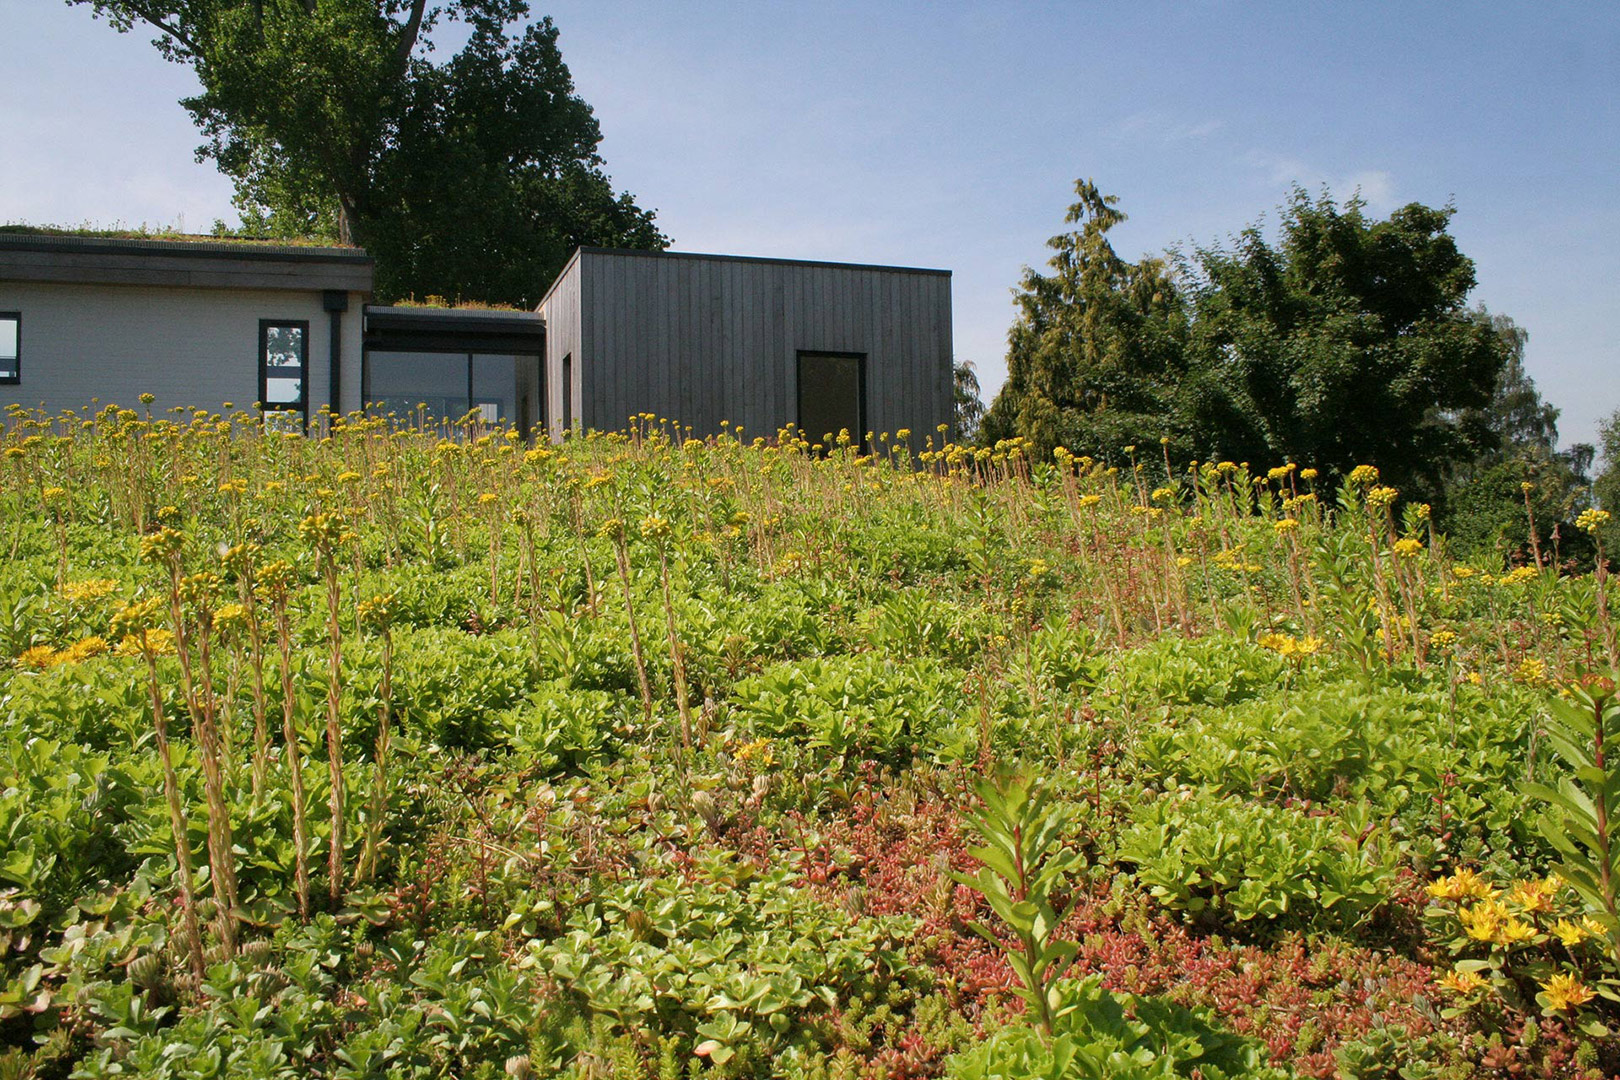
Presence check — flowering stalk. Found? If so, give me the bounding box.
[300,511,353,904]
[601,516,655,722]
[113,598,207,982]
[567,482,600,617]
[643,515,693,758]
[224,543,272,799]
[1522,481,1544,570]
[356,593,395,883]
[263,560,311,921]
[951,776,1084,1039]
[1526,675,1620,975]
[42,486,69,591]
[143,528,240,955]
[1579,510,1617,667]
[479,490,502,605]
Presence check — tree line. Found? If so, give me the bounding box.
[971,180,1616,564]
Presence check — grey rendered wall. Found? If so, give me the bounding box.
[0,281,364,418]
[536,252,583,441]
[576,251,953,445]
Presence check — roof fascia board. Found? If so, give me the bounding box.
[0,249,374,293]
[576,246,951,278]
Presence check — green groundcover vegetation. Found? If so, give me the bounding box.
[2,403,1619,1079]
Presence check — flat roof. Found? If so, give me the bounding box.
[577,246,951,277]
[0,231,372,265]
[363,304,544,353]
[0,231,374,293]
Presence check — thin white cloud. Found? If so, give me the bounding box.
[1244,152,1397,212]
[1117,111,1226,145]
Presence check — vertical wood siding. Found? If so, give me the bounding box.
[536,251,583,441]
[564,250,951,448]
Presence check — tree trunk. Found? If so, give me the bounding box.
[337,196,359,248]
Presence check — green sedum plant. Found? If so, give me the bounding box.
[1119,788,1394,930]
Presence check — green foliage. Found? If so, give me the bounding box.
[954,360,986,443]
[1439,314,1594,562]
[1100,635,1286,710]
[1595,409,1620,547]
[1130,680,1541,870]
[985,181,1510,495]
[6,409,1620,1074]
[946,977,1287,1080]
[493,678,625,772]
[1183,188,1507,499]
[952,776,1085,1036]
[1525,677,1620,965]
[728,653,967,768]
[1119,789,1394,930]
[389,627,537,749]
[534,858,919,1068]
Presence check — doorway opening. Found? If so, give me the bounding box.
[796,352,865,453]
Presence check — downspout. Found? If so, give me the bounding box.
[323,290,349,424]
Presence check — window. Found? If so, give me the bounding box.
[363,350,529,426]
[797,352,865,453]
[0,313,18,384]
[260,320,308,428]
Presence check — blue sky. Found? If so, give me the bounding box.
[3,1,1616,450]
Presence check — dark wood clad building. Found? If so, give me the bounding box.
[537,248,953,445]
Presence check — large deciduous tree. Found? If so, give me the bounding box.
[1181,188,1507,499]
[980,181,1188,461]
[74,1,666,304]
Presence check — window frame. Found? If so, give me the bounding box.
[0,311,19,385]
[259,319,310,428]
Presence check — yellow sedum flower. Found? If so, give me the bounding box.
[1257,633,1325,660]
[1513,657,1547,685]
[1507,877,1558,914]
[1492,916,1537,946]
[1459,899,1509,941]
[16,644,60,670]
[1427,867,1496,902]
[1577,508,1611,534]
[56,636,108,665]
[60,578,121,604]
[1437,968,1487,996]
[1552,920,1590,948]
[1540,972,1596,1011]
